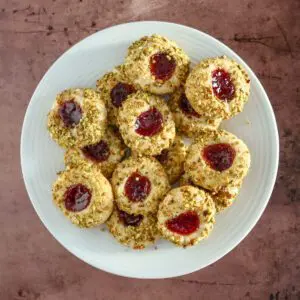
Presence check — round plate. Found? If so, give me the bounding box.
[21,21,279,278]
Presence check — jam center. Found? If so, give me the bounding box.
[150,52,176,81]
[166,211,200,235]
[179,93,200,118]
[64,184,91,212]
[124,172,151,202]
[203,143,236,171]
[212,68,235,101]
[118,209,144,227]
[59,100,82,127]
[155,149,169,164]
[135,107,163,137]
[82,140,110,162]
[110,82,135,108]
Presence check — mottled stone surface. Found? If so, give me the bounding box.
[0,0,299,299]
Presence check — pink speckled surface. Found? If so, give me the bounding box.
[0,0,299,299]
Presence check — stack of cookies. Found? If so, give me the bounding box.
[48,34,251,249]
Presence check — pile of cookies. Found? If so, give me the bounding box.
[48,34,251,249]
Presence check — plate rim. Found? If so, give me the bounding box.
[20,21,279,279]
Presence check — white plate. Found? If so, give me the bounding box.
[21,21,279,278]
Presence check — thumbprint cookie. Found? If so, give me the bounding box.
[124,34,190,94]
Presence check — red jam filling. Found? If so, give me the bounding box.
[64,184,91,212]
[203,143,236,171]
[82,140,110,162]
[166,211,200,235]
[179,93,200,118]
[135,107,163,137]
[110,82,135,108]
[124,172,151,202]
[155,149,169,164]
[59,100,82,127]
[118,209,144,227]
[150,52,176,81]
[212,68,235,101]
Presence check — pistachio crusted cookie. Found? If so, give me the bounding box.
[184,129,250,192]
[96,65,136,125]
[179,172,241,212]
[106,207,158,249]
[118,91,176,156]
[169,88,222,137]
[185,56,250,119]
[155,135,187,184]
[47,88,107,149]
[157,186,216,247]
[124,34,190,94]
[52,165,113,228]
[211,184,241,212]
[111,156,170,215]
[64,126,126,178]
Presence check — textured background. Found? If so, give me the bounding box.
[0,0,299,299]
